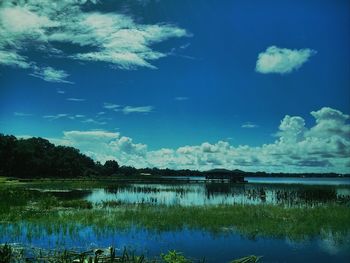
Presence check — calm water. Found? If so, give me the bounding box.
[247,177,350,185]
[163,176,350,186]
[2,178,350,262]
[1,224,350,263]
[84,182,350,207]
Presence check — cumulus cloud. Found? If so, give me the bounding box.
[256,46,316,74]
[50,130,147,165]
[0,0,188,81]
[47,107,350,173]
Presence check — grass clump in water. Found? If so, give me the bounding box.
[61,199,93,209]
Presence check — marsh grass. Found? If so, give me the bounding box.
[61,199,93,209]
[1,202,349,241]
[0,244,258,263]
[1,186,350,241]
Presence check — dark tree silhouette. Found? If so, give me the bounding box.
[0,134,97,178]
[103,160,119,176]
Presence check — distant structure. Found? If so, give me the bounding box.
[205,169,246,183]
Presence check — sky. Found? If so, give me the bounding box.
[0,0,350,173]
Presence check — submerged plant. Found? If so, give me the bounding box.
[161,250,191,263]
[0,243,12,263]
[231,255,262,263]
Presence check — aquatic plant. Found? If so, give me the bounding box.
[0,243,12,263]
[231,255,262,263]
[0,244,262,263]
[61,199,93,209]
[161,250,190,263]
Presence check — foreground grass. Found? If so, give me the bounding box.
[0,243,262,263]
[1,201,349,241]
[0,185,349,242]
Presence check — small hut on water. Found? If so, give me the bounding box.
[205,169,246,183]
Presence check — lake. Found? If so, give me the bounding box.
[1,177,350,262]
[83,181,350,207]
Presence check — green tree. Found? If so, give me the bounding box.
[103,160,119,176]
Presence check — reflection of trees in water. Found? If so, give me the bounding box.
[105,184,191,195]
[319,229,350,255]
[105,184,133,194]
[46,190,92,200]
[296,188,337,204]
[101,183,350,206]
[204,183,349,206]
[204,183,234,198]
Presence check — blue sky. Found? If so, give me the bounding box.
[1,0,349,173]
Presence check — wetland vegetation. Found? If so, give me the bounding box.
[1,135,350,262]
[1,179,350,262]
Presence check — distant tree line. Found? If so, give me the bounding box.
[0,134,347,178]
[0,134,120,178]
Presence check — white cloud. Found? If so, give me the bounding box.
[0,0,189,80]
[46,107,350,174]
[14,112,33,117]
[43,114,68,120]
[241,122,259,129]
[122,106,154,114]
[64,130,120,142]
[42,112,111,125]
[174,97,189,101]
[0,50,30,68]
[256,46,316,74]
[103,103,120,110]
[30,67,73,83]
[0,5,55,34]
[81,118,107,125]
[67,98,86,102]
[57,89,65,94]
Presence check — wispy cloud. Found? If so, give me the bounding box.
[0,50,30,69]
[81,118,107,125]
[56,89,65,94]
[256,46,316,74]
[66,98,86,102]
[0,1,189,80]
[43,114,68,120]
[103,103,120,110]
[122,106,154,114]
[241,122,259,129]
[174,96,189,101]
[30,67,73,83]
[180,43,191,49]
[14,112,33,117]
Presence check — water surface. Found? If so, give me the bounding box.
[84,182,350,207]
